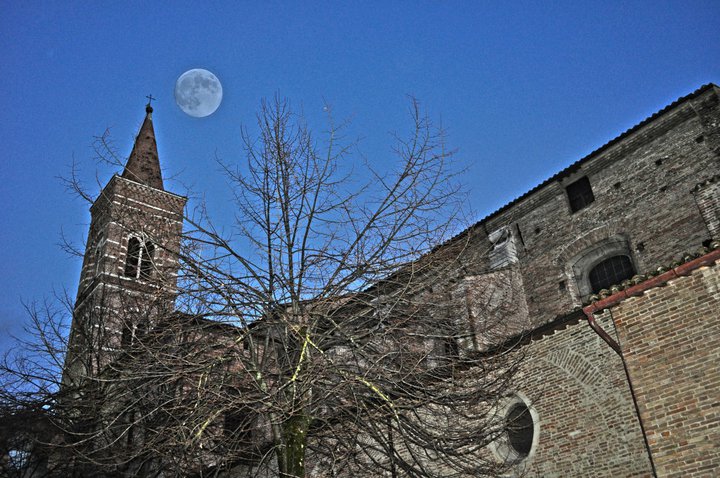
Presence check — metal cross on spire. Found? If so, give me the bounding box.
[146,94,156,106]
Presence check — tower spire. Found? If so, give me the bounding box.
[122,99,163,190]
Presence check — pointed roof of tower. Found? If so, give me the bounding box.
[122,102,164,190]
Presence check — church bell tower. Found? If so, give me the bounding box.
[64,102,187,382]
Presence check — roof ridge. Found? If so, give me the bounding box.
[438,83,718,250]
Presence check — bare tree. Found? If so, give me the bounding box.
[2,97,523,477]
[167,97,521,477]
[1,298,70,477]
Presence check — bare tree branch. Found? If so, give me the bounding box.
[2,97,523,478]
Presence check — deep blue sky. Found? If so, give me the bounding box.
[1,1,718,351]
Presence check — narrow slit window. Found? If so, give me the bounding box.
[121,322,134,347]
[566,176,595,213]
[93,234,104,276]
[94,246,103,275]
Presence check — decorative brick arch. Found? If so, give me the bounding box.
[546,348,609,394]
[540,348,630,442]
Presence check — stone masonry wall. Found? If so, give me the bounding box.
[428,87,720,476]
[608,259,720,477]
[510,315,653,478]
[693,175,720,239]
[450,86,720,332]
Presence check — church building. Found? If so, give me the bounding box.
[64,103,186,387]
[14,83,718,477]
[454,83,720,477]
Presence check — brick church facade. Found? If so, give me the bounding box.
[446,83,720,477]
[16,84,719,477]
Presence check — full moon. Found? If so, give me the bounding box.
[174,69,223,118]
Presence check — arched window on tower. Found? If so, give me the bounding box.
[589,255,635,293]
[124,237,155,280]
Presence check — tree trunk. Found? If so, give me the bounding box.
[278,413,310,477]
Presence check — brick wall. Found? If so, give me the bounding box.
[68,174,187,378]
[434,86,720,476]
[509,315,653,477]
[76,174,186,307]
[608,259,720,476]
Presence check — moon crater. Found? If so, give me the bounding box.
[174,69,223,117]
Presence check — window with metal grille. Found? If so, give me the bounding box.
[589,255,635,292]
[566,176,595,213]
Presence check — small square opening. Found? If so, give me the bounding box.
[566,176,595,213]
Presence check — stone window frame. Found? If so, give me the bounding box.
[490,392,540,467]
[119,305,147,349]
[569,236,636,299]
